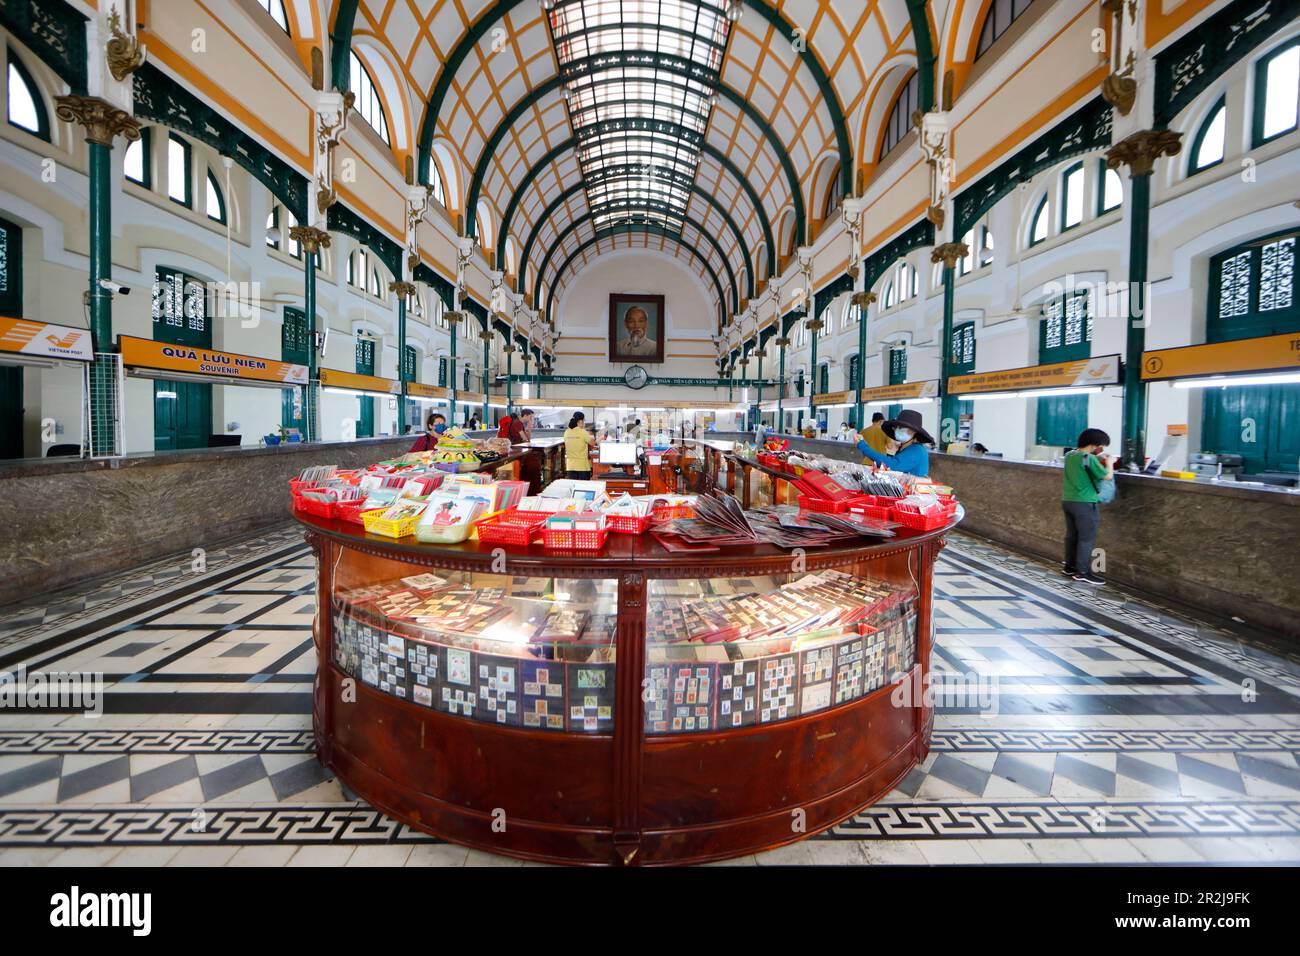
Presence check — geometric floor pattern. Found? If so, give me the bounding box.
[0,523,1297,866]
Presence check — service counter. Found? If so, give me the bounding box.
[0,436,415,606]
[297,506,958,865]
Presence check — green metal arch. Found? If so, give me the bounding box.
[517,175,754,301]
[544,224,730,329]
[907,0,937,113]
[463,65,802,253]
[416,1,847,235]
[498,137,776,290]
[534,206,739,315]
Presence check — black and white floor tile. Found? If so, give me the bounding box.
[0,526,1296,866]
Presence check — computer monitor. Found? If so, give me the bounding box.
[599,441,638,466]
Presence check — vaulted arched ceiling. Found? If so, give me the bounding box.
[329,0,933,325]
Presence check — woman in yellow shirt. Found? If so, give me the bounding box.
[563,412,596,479]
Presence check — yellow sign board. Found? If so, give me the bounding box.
[319,367,400,394]
[0,317,93,362]
[458,391,486,404]
[406,382,448,399]
[812,390,853,406]
[948,355,1121,394]
[859,380,940,403]
[120,335,307,384]
[1140,332,1300,380]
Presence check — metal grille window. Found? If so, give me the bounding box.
[402,345,418,382]
[951,322,976,373]
[1260,237,1295,312]
[355,337,375,375]
[880,71,918,159]
[350,52,390,145]
[545,0,733,234]
[1218,251,1253,318]
[1210,232,1299,339]
[152,270,207,335]
[1040,291,1091,362]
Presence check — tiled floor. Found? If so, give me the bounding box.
[0,524,1296,866]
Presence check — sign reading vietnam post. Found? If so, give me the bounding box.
[947,355,1121,395]
[0,317,93,362]
[119,335,308,385]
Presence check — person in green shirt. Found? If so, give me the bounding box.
[1062,428,1114,585]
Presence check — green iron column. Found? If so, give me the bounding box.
[775,336,789,434]
[448,311,459,427]
[808,315,823,424]
[931,242,968,448]
[292,227,331,442]
[1107,130,1182,469]
[391,280,416,431]
[505,346,514,413]
[755,347,765,422]
[54,97,140,455]
[481,327,491,425]
[853,291,876,432]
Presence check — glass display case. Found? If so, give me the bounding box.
[301,508,955,865]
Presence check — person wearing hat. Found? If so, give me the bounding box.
[856,408,933,477]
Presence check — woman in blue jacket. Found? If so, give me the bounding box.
[856,408,933,477]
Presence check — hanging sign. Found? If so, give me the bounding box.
[812,390,853,407]
[504,374,777,388]
[1140,332,1300,381]
[406,382,448,399]
[319,367,400,393]
[0,317,93,362]
[120,335,307,384]
[859,380,940,403]
[948,355,1121,394]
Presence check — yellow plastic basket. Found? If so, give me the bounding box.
[362,508,423,538]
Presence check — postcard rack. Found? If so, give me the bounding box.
[298,505,959,866]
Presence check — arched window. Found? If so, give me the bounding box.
[255,0,290,33]
[124,128,151,187]
[476,201,494,250]
[976,0,1037,60]
[349,52,390,145]
[369,266,382,298]
[957,231,975,276]
[882,279,896,310]
[823,165,844,219]
[426,152,446,206]
[167,135,192,207]
[504,236,517,276]
[205,170,226,224]
[1028,195,1050,247]
[1060,162,1085,231]
[1189,99,1226,174]
[978,225,995,267]
[880,71,918,159]
[266,207,280,248]
[7,53,48,139]
[1099,163,1123,212]
[1254,38,1299,146]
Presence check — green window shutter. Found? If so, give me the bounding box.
[951,322,976,375]
[151,268,211,348]
[437,357,447,387]
[402,345,417,382]
[1035,394,1088,448]
[355,337,375,375]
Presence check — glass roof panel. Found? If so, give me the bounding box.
[546,0,732,235]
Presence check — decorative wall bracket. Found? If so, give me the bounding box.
[53,94,140,147]
[1101,0,1140,116]
[314,90,354,216]
[1106,128,1183,178]
[915,109,952,229]
[105,6,145,83]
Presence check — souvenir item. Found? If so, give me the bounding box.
[520,661,567,731]
[716,659,759,728]
[566,663,615,733]
[474,655,521,726]
[758,654,798,723]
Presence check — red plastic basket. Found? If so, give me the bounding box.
[475,509,546,546]
[336,498,374,525]
[890,503,950,531]
[798,494,870,515]
[542,524,609,550]
[292,489,338,519]
[605,512,653,534]
[288,478,312,496]
[845,495,895,521]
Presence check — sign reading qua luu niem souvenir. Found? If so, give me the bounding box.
[119,335,308,384]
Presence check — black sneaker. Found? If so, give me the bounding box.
[1061,565,1078,577]
[1072,573,1105,586]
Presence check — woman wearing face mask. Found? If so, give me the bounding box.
[408,412,447,452]
[856,408,933,477]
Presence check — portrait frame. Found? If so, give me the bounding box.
[608,293,666,365]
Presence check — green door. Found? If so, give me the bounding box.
[281,307,309,434]
[0,215,24,458]
[355,337,375,439]
[152,269,213,450]
[154,380,212,450]
[1035,292,1091,450]
[1200,233,1299,474]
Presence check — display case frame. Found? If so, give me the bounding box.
[298,508,959,865]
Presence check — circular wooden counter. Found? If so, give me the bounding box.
[297,508,960,865]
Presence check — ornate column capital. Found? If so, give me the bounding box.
[388,280,417,298]
[1106,129,1183,178]
[289,225,331,255]
[806,317,824,333]
[54,95,140,147]
[445,310,463,326]
[930,242,969,270]
[851,291,877,308]
[774,336,791,348]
